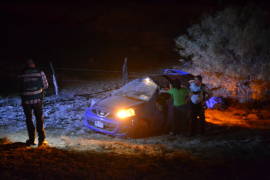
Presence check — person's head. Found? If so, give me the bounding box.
[26,59,36,68]
[194,75,202,85]
[170,79,181,89]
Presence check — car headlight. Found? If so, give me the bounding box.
[116,108,135,119]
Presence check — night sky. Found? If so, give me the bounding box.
[1,1,215,70]
[1,0,269,71]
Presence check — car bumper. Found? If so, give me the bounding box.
[83,107,129,136]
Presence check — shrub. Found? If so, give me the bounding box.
[175,5,270,102]
[176,5,270,81]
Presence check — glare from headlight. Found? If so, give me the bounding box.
[143,77,157,87]
[116,108,135,119]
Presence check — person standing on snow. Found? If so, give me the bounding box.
[167,79,190,135]
[19,59,49,146]
[189,75,210,136]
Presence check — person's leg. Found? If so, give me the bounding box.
[33,102,46,143]
[179,104,190,135]
[173,106,181,133]
[162,103,169,133]
[189,103,199,136]
[185,104,192,133]
[189,103,195,136]
[167,102,175,134]
[175,105,188,134]
[198,106,206,135]
[22,103,35,143]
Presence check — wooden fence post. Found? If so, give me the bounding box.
[49,62,59,96]
[122,57,128,85]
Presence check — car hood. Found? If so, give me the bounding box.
[94,95,145,112]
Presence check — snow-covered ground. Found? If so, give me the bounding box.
[0,80,117,133]
[1,79,269,158]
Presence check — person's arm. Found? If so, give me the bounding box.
[184,88,190,103]
[159,83,173,94]
[159,88,167,93]
[202,84,211,100]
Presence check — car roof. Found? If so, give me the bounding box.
[149,74,194,88]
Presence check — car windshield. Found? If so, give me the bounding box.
[112,77,158,101]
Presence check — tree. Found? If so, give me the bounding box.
[176,4,270,81]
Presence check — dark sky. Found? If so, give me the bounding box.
[1,0,269,71]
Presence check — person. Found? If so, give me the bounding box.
[19,59,49,146]
[189,75,210,136]
[167,79,190,134]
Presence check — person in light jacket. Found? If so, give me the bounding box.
[189,75,210,136]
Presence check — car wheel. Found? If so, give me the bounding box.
[127,119,151,138]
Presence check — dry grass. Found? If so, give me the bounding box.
[1,105,270,180]
[0,135,270,180]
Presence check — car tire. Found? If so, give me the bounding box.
[127,119,151,138]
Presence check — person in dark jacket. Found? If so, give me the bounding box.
[19,59,49,146]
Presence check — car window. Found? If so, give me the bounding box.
[112,77,158,101]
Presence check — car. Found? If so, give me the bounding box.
[83,70,195,137]
[163,69,190,76]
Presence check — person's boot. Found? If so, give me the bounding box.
[25,139,36,146]
[38,139,48,147]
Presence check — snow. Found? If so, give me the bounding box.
[0,79,269,157]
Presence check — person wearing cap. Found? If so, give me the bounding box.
[19,59,49,146]
[189,75,210,136]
